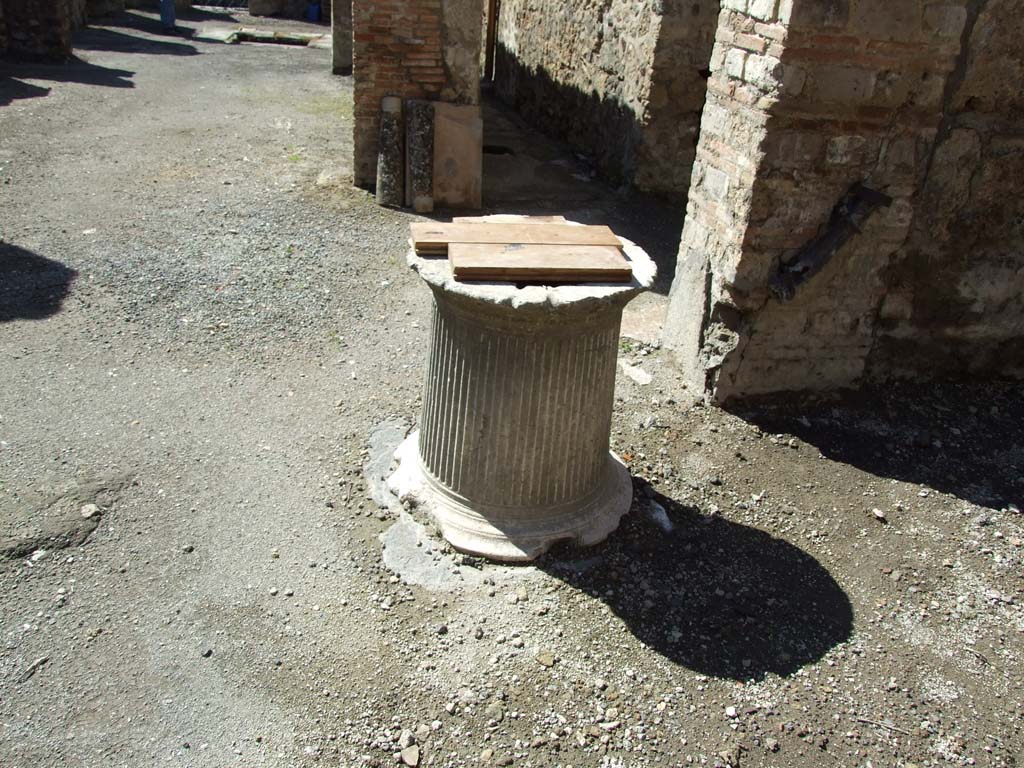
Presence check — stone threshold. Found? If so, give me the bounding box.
[194,25,331,48]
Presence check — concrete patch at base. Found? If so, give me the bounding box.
[380,512,486,591]
[364,419,411,511]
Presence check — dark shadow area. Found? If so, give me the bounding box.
[731,381,1024,511]
[0,244,78,322]
[539,482,853,681]
[74,26,199,56]
[0,56,134,89]
[0,77,52,107]
[95,8,235,34]
[477,95,684,296]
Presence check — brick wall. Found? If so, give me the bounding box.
[663,0,1013,401]
[352,0,481,187]
[494,0,718,200]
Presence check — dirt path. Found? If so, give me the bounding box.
[1,9,1021,768]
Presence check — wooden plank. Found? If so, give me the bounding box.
[451,215,566,223]
[410,222,621,254]
[449,243,632,283]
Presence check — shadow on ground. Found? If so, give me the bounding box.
[733,381,1024,511]
[540,483,853,681]
[479,95,684,296]
[0,77,51,106]
[0,244,78,322]
[0,57,134,89]
[75,26,199,56]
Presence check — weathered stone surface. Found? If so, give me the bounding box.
[392,217,655,561]
[331,0,351,74]
[375,96,404,207]
[494,0,717,199]
[1,0,84,59]
[404,99,435,213]
[432,102,482,209]
[662,0,1023,401]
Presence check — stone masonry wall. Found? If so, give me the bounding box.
[494,0,718,199]
[1,0,78,59]
[352,0,481,187]
[867,0,1024,379]
[663,0,1018,402]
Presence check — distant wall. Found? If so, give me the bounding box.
[494,0,718,199]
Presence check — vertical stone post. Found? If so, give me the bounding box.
[389,219,657,561]
[331,0,351,75]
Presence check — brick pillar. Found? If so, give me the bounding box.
[352,0,481,188]
[663,0,968,402]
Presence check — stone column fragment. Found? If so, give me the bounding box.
[405,99,435,213]
[389,217,657,561]
[376,96,404,207]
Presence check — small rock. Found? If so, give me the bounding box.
[765,737,779,753]
[474,627,484,640]
[436,624,448,635]
[269,587,279,596]
[495,756,513,767]
[871,508,886,523]
[80,503,100,519]
[535,650,556,668]
[182,544,195,554]
[201,648,213,658]
[400,745,419,766]
[484,701,504,722]
[480,747,494,762]
[725,705,738,718]
[398,729,416,749]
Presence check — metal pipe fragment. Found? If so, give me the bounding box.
[770,183,892,301]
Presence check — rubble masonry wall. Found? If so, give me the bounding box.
[494,0,719,199]
[663,0,1023,401]
[0,0,85,58]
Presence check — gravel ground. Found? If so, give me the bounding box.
[1,9,1022,768]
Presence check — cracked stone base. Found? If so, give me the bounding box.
[388,432,632,562]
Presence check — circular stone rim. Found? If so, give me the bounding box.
[407,216,657,311]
